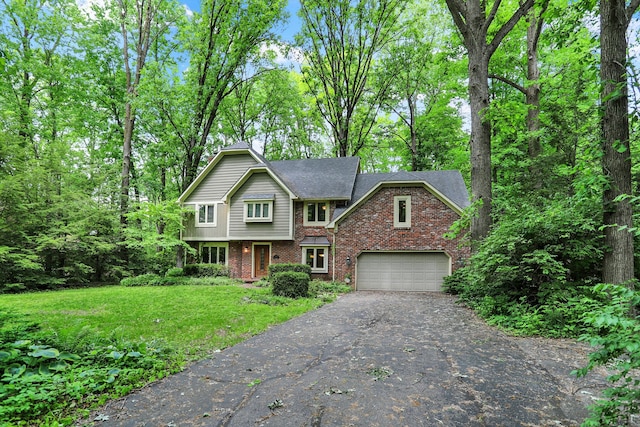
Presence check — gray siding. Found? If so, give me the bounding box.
[228,172,292,239]
[182,204,228,240]
[185,154,258,203]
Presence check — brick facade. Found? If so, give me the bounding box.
[230,201,335,281]
[331,186,469,283]
[188,188,468,283]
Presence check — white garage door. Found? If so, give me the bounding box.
[356,252,450,291]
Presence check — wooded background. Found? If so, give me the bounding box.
[0,0,638,295]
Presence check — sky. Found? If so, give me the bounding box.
[181,0,302,43]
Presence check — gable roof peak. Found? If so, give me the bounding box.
[220,141,251,151]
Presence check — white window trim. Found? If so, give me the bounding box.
[394,195,411,228]
[195,202,217,227]
[302,246,328,273]
[244,199,274,223]
[303,201,329,226]
[200,242,229,265]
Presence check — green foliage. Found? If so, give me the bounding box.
[576,284,640,426]
[121,273,233,286]
[165,267,184,277]
[183,263,230,278]
[0,310,176,425]
[457,198,601,304]
[445,197,604,337]
[242,293,297,306]
[121,273,168,287]
[308,280,352,297]
[246,280,351,304]
[124,202,196,275]
[308,280,352,303]
[184,276,238,286]
[268,263,312,277]
[271,271,310,299]
[297,0,407,156]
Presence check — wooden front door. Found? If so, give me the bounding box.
[253,245,270,278]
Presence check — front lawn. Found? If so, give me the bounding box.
[1,282,325,355]
[0,280,345,425]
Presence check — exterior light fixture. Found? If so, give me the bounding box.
[346,256,351,266]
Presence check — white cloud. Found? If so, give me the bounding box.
[259,42,304,70]
[76,0,108,20]
[183,4,193,18]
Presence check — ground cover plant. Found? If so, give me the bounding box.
[575,284,640,427]
[0,280,349,425]
[444,194,640,425]
[444,196,604,338]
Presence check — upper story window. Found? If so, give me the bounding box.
[394,195,411,228]
[196,203,216,227]
[244,200,273,222]
[304,201,328,226]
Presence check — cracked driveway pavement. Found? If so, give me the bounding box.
[84,292,603,427]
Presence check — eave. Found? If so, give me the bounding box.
[177,148,263,203]
[326,180,465,229]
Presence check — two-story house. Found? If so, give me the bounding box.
[178,142,470,291]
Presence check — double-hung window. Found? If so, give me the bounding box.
[304,201,328,226]
[200,243,227,264]
[196,203,216,227]
[394,195,411,228]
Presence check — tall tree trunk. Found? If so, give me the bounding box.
[468,48,493,241]
[445,0,534,243]
[525,4,545,189]
[120,103,134,227]
[117,0,159,264]
[600,0,638,286]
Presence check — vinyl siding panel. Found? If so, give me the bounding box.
[228,172,292,239]
[182,203,228,240]
[184,154,258,203]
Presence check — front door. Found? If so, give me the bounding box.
[253,244,270,278]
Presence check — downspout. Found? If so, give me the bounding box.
[328,226,336,282]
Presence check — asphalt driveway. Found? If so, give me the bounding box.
[83,292,605,427]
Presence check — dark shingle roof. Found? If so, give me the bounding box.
[269,157,360,200]
[332,170,470,219]
[220,142,270,164]
[221,141,252,151]
[208,144,468,214]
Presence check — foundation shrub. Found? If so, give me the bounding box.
[271,271,309,298]
[268,263,312,277]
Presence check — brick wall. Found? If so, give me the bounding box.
[332,186,469,283]
[229,242,243,278]
[193,190,468,283]
[233,202,335,281]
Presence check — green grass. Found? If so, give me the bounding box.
[0,283,327,358]
[0,280,349,425]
